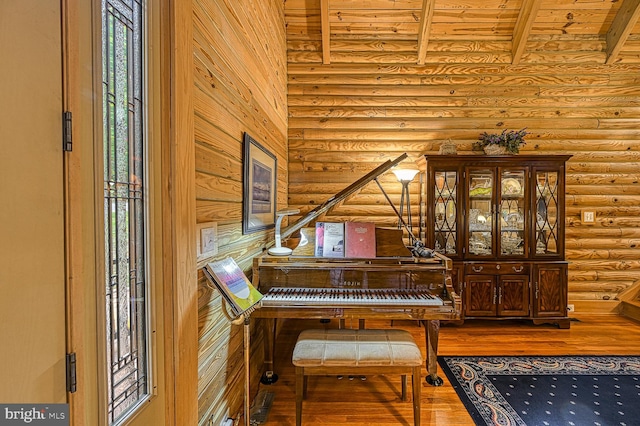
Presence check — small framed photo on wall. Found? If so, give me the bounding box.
[243,132,277,234]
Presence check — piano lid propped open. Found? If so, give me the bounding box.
[276,153,409,244]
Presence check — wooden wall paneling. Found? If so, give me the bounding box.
[288,49,520,64]
[197,285,242,418]
[192,56,286,158]
[566,248,640,261]
[285,1,640,314]
[194,1,287,120]
[568,162,640,173]
[289,70,618,86]
[287,62,640,76]
[193,32,285,146]
[288,105,640,120]
[567,222,640,237]
[194,1,287,424]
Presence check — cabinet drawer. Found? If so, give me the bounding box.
[465,262,529,275]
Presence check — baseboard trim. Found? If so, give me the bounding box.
[572,300,620,315]
[620,301,640,323]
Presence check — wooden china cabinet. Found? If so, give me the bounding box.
[417,154,572,328]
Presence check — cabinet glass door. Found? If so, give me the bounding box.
[499,169,526,256]
[434,171,457,255]
[535,171,560,255]
[467,168,493,256]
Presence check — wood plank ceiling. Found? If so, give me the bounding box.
[286,0,640,65]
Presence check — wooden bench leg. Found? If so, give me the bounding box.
[296,367,304,426]
[412,366,421,426]
[292,329,423,425]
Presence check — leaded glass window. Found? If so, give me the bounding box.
[102,0,148,423]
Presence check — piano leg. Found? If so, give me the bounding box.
[423,319,443,386]
[260,318,279,384]
[338,318,366,329]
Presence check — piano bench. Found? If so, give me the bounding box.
[292,328,422,426]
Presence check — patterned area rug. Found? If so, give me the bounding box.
[438,356,640,426]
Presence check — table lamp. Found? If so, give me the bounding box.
[268,208,300,255]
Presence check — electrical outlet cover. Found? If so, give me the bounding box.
[581,210,595,224]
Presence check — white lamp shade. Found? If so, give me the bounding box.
[393,169,419,182]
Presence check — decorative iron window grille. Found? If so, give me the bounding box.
[102,0,148,423]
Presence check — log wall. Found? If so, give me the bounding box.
[285,4,640,313]
[193,1,287,424]
[193,1,639,422]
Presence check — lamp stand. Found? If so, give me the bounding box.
[268,208,300,255]
[397,179,416,245]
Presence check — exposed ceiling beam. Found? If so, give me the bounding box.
[511,0,541,65]
[320,0,330,64]
[417,0,436,65]
[605,0,640,64]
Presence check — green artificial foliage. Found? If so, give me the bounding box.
[473,128,529,154]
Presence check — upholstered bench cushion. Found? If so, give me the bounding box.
[292,328,422,367]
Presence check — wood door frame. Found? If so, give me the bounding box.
[62,0,94,422]
[63,0,198,424]
[165,0,198,424]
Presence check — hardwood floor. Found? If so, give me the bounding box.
[258,314,640,426]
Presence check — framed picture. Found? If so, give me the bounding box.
[243,132,277,234]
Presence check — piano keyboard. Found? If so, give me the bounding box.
[261,287,443,307]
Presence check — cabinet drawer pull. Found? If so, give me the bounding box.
[512,265,524,272]
[472,266,483,272]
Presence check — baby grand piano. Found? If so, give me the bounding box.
[252,154,461,386]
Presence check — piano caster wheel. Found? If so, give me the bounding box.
[426,375,443,386]
[260,371,279,385]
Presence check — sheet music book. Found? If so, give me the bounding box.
[204,257,263,317]
[314,222,325,256]
[322,222,345,258]
[345,221,376,258]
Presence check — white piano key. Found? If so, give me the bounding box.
[261,287,443,307]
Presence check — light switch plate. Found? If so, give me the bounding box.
[196,222,218,259]
[581,210,595,224]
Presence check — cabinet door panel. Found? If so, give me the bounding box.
[532,169,564,258]
[467,168,495,258]
[465,275,496,316]
[498,275,530,317]
[433,170,460,256]
[534,264,567,317]
[499,168,527,258]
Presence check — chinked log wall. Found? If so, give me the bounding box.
[285,24,640,315]
[193,1,287,425]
